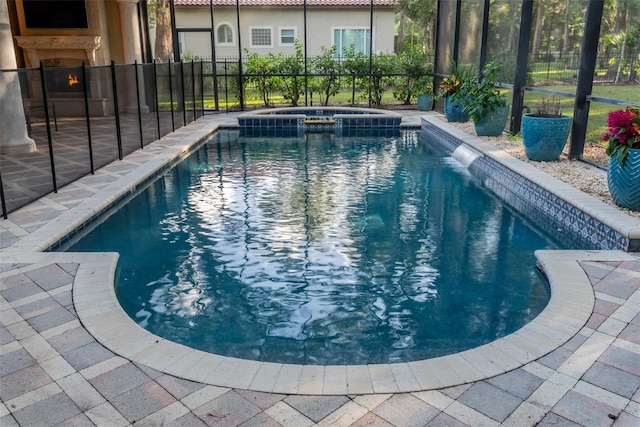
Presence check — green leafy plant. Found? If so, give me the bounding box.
[279,41,305,106]
[461,61,508,124]
[391,45,433,105]
[244,50,281,107]
[342,45,369,105]
[310,45,341,106]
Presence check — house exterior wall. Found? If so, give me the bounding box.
[175,6,395,60]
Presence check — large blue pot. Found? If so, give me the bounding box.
[473,105,509,137]
[608,149,640,211]
[522,114,572,161]
[444,96,469,122]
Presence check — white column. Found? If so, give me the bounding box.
[117,0,148,113]
[0,0,36,154]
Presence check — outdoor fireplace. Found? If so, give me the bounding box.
[14,36,111,116]
[45,68,84,95]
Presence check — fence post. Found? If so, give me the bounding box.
[153,60,161,139]
[110,61,123,160]
[569,0,605,160]
[0,171,7,219]
[201,60,205,117]
[191,60,197,120]
[168,61,175,132]
[510,0,534,134]
[134,61,144,149]
[180,60,186,126]
[81,62,94,174]
[39,61,57,193]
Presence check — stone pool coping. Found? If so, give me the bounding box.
[2,112,637,395]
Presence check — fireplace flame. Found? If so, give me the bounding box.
[68,74,80,87]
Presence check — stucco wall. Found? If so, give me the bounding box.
[175,6,395,59]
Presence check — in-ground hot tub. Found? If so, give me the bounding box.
[237,106,403,137]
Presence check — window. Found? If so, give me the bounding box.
[250,27,273,48]
[279,27,296,46]
[333,28,371,57]
[217,23,234,45]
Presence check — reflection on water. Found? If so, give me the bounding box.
[69,131,554,364]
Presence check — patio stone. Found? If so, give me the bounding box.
[192,390,261,427]
[372,393,439,427]
[0,281,41,302]
[235,389,287,410]
[27,307,76,333]
[0,364,52,401]
[109,380,177,422]
[618,323,640,345]
[237,412,283,427]
[62,342,115,372]
[426,412,470,427]
[598,345,640,376]
[457,382,523,422]
[25,264,74,291]
[593,298,620,317]
[14,297,62,320]
[11,392,82,427]
[487,368,545,400]
[164,412,208,427]
[284,395,350,423]
[538,412,582,426]
[47,326,95,354]
[551,390,620,427]
[582,361,640,399]
[0,325,15,345]
[351,412,394,427]
[0,348,36,377]
[594,272,640,299]
[88,362,151,400]
[156,374,207,400]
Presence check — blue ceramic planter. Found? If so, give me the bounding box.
[608,149,640,211]
[417,94,434,111]
[444,96,469,122]
[522,114,572,161]
[473,105,509,136]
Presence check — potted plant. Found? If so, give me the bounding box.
[603,106,640,210]
[416,76,435,111]
[462,61,509,136]
[521,97,572,161]
[437,67,471,122]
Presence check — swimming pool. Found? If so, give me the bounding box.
[66,130,558,365]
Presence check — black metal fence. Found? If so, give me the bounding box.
[0,60,204,218]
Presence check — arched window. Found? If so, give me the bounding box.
[217,24,234,45]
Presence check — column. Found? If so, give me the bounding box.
[117,0,148,113]
[0,0,36,154]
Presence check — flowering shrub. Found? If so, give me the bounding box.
[604,106,640,163]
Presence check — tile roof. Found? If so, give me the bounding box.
[176,0,396,7]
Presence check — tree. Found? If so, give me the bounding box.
[148,0,172,61]
[394,0,437,52]
[532,0,545,57]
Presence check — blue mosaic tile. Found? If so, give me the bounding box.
[421,121,629,251]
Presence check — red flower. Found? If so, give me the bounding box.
[604,106,640,163]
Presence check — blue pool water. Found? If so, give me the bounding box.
[67,131,557,365]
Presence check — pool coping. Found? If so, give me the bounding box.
[2,113,637,395]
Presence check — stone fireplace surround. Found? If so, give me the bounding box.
[15,35,113,116]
